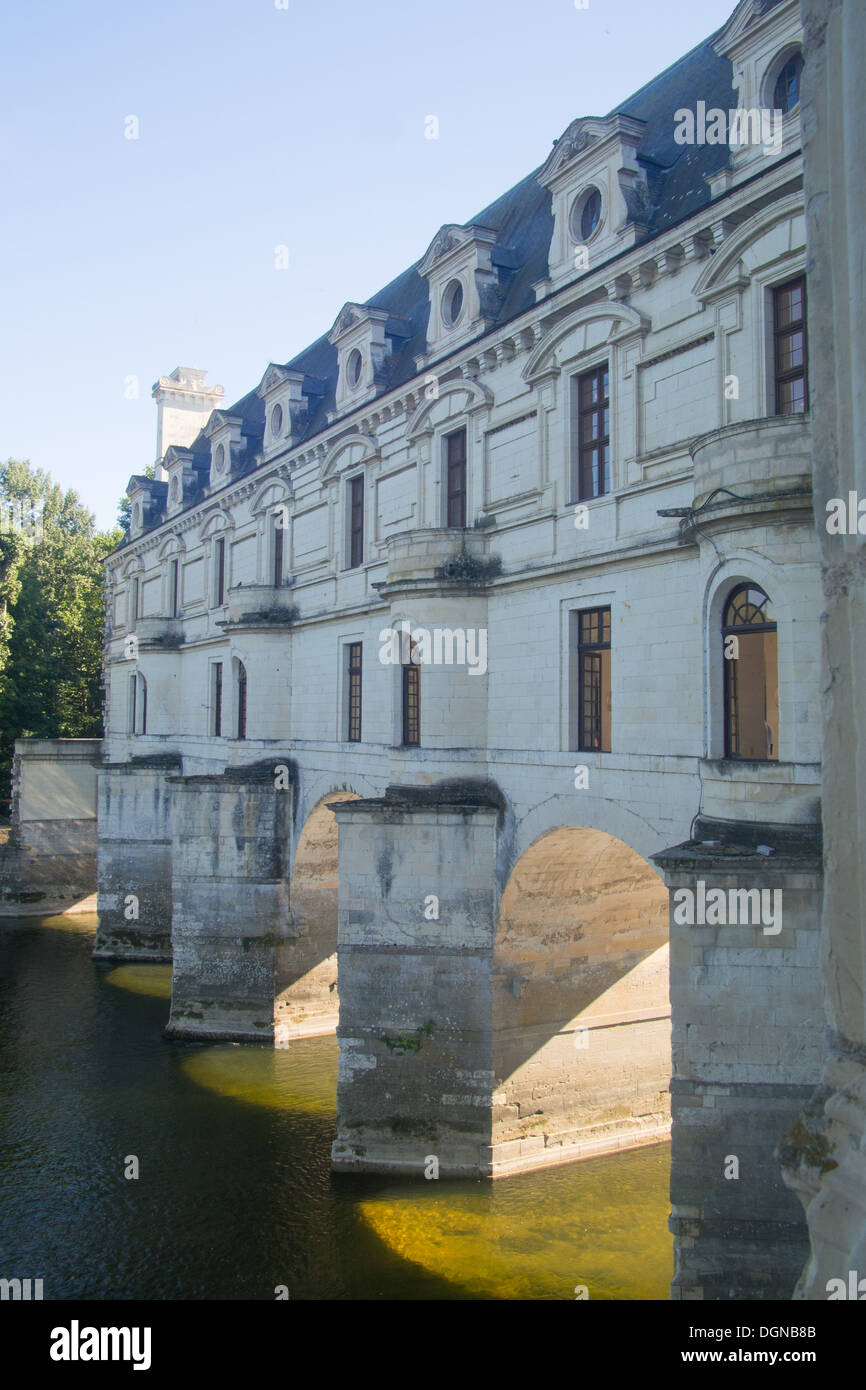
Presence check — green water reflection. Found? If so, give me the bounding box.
[0,915,672,1299]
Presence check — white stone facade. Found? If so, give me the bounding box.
[97,0,830,1298]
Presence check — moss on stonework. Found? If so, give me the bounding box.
[380,1020,434,1054]
[781,1114,839,1175]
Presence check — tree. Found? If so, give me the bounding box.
[0,459,121,802]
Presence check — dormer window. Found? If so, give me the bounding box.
[256,364,316,457]
[570,186,602,243]
[328,303,404,416]
[214,443,226,475]
[416,223,509,365]
[170,476,179,501]
[441,278,464,328]
[537,115,647,291]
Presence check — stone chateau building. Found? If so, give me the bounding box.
[96,0,851,1299]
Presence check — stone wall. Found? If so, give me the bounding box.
[0,739,100,916]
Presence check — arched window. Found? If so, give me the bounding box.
[236,661,247,740]
[401,640,421,747]
[722,585,778,760]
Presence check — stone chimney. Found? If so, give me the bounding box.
[152,368,224,478]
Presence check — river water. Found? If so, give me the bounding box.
[0,914,673,1300]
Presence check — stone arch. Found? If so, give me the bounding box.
[522,301,648,383]
[274,788,365,1041]
[199,508,234,540]
[692,193,804,301]
[491,822,671,1175]
[250,477,292,516]
[405,377,492,441]
[320,432,379,481]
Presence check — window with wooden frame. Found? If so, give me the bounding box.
[575,606,611,752]
[212,662,223,737]
[169,559,179,617]
[214,537,226,606]
[349,475,364,568]
[722,584,778,761]
[773,276,808,414]
[401,642,421,746]
[571,363,610,501]
[445,428,467,528]
[346,641,362,742]
[236,661,247,741]
[273,516,284,587]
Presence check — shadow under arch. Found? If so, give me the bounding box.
[491,824,671,1175]
[274,791,360,1042]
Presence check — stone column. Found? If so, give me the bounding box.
[93,754,180,960]
[780,0,866,1298]
[329,782,501,1176]
[654,818,823,1299]
[165,760,293,1041]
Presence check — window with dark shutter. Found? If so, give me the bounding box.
[446,429,467,528]
[350,476,364,568]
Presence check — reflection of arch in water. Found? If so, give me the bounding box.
[492,825,670,1176]
[274,791,359,1042]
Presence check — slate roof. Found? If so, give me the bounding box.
[132,17,743,534]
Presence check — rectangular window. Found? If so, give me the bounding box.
[571,364,610,501]
[349,475,364,568]
[273,518,284,587]
[347,642,362,742]
[402,660,420,746]
[212,663,223,737]
[575,606,611,752]
[215,537,226,606]
[773,276,808,414]
[169,559,179,617]
[237,663,247,740]
[446,428,467,528]
[130,674,146,735]
[130,577,139,625]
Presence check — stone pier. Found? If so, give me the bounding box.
[165,761,293,1042]
[330,782,501,1176]
[654,817,823,1299]
[93,754,180,959]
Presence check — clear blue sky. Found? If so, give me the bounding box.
[1,0,735,532]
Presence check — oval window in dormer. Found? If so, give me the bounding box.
[214,443,225,474]
[772,51,804,114]
[271,403,283,438]
[170,475,179,500]
[346,349,363,389]
[442,278,464,327]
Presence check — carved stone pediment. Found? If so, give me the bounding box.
[418,223,497,278]
[328,302,391,347]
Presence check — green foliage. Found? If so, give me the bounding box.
[0,459,121,802]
